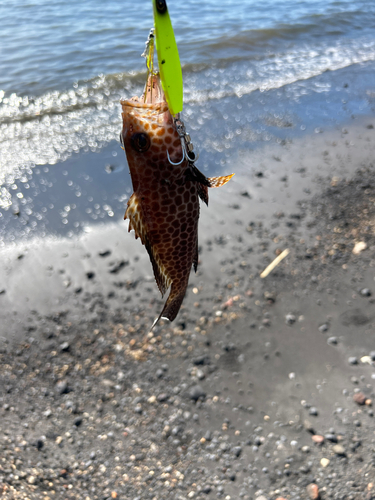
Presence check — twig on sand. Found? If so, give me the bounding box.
[260,249,290,278]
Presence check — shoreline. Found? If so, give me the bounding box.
[1,115,375,499]
[1,115,375,340]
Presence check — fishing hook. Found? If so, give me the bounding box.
[167,148,185,165]
[167,115,199,166]
[167,141,200,166]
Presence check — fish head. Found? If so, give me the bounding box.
[120,74,183,188]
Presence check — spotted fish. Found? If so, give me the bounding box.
[120,73,234,327]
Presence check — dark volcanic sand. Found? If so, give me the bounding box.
[1,119,375,499]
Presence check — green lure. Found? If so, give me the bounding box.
[152,0,183,116]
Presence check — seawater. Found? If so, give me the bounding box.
[1,0,375,241]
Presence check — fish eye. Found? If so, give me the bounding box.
[130,133,151,153]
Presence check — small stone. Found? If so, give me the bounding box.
[318,324,329,333]
[311,435,324,445]
[360,355,372,364]
[309,407,318,416]
[348,356,358,365]
[157,393,169,402]
[327,337,338,345]
[307,483,320,500]
[324,433,337,443]
[73,417,83,427]
[304,419,315,434]
[353,392,366,405]
[202,485,212,494]
[232,446,242,457]
[301,445,310,453]
[332,444,346,456]
[56,380,69,395]
[193,355,210,366]
[33,438,44,450]
[189,385,206,401]
[99,250,111,257]
[320,458,330,468]
[27,476,36,485]
[264,291,276,303]
[60,341,70,352]
[285,313,296,325]
[360,288,372,297]
[199,431,209,443]
[370,351,375,361]
[352,241,367,254]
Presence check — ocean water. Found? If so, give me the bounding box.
[1,0,375,242]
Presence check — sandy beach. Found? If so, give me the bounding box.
[1,116,375,499]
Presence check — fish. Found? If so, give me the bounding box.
[120,73,234,327]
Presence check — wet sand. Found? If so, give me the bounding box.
[1,117,375,499]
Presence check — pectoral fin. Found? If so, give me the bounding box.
[186,165,234,205]
[207,173,235,187]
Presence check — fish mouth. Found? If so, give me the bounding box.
[144,73,165,105]
[121,73,168,111]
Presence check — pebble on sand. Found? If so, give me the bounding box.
[320,458,330,468]
[307,483,320,500]
[318,323,329,333]
[332,444,346,456]
[348,356,358,365]
[311,435,324,445]
[285,313,296,325]
[327,336,338,345]
[304,419,315,434]
[360,355,372,364]
[352,241,367,254]
[189,385,206,402]
[353,392,367,405]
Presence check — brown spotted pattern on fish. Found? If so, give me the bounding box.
[121,74,234,326]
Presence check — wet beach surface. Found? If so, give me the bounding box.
[1,118,375,499]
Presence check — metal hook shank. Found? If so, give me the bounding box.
[167,147,185,165]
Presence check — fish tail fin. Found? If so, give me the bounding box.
[207,173,235,188]
[151,279,188,330]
